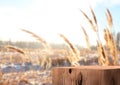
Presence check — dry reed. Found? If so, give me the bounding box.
[106,9,113,29]
[80,8,118,65]
[104,9,118,65]
[80,7,101,47]
[59,33,80,66]
[4,45,25,64]
[80,8,98,32]
[90,7,98,27]
[97,41,109,65]
[104,28,118,65]
[4,45,25,55]
[81,26,91,51]
[21,29,52,68]
[21,29,51,50]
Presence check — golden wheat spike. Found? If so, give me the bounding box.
[4,45,25,55]
[106,9,113,29]
[105,28,112,47]
[104,28,118,65]
[66,49,80,66]
[59,34,80,66]
[108,32,118,65]
[97,40,109,66]
[81,26,91,51]
[21,29,51,50]
[66,50,73,64]
[104,29,110,48]
[90,7,98,31]
[112,43,118,65]
[80,9,97,32]
[59,34,78,55]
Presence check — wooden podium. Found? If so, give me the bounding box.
[52,66,120,85]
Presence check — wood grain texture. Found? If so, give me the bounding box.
[52,66,120,85]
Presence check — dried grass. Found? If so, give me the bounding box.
[0,7,119,85]
[106,9,113,29]
[59,34,80,66]
[104,28,118,65]
[103,8,118,65]
[40,54,52,68]
[81,26,91,51]
[4,45,25,55]
[21,29,53,68]
[90,7,98,27]
[80,8,98,32]
[80,8,118,66]
[21,29,51,50]
[97,41,109,66]
[4,45,25,64]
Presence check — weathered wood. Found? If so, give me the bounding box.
[0,70,2,79]
[52,66,120,85]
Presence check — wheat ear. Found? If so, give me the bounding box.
[106,9,113,29]
[4,45,25,54]
[90,7,97,25]
[21,29,51,50]
[81,26,91,51]
[104,28,118,65]
[59,34,80,66]
[4,45,25,64]
[97,41,109,66]
[80,9,97,32]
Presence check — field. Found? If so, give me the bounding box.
[0,48,94,84]
[0,8,120,85]
[0,47,120,85]
[0,48,100,85]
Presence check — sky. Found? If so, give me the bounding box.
[0,0,120,47]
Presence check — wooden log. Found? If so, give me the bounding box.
[0,70,2,79]
[52,66,120,85]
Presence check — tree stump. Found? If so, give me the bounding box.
[52,66,120,85]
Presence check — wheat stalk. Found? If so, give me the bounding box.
[21,29,51,50]
[4,45,25,55]
[66,49,80,66]
[106,9,118,65]
[59,34,78,56]
[80,9,97,32]
[97,41,109,66]
[65,49,73,64]
[106,9,113,29]
[4,45,25,64]
[80,8,101,45]
[21,29,54,69]
[104,28,118,65]
[59,33,80,66]
[102,9,118,65]
[81,26,91,51]
[80,8,118,66]
[90,7,98,27]
[104,28,110,48]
